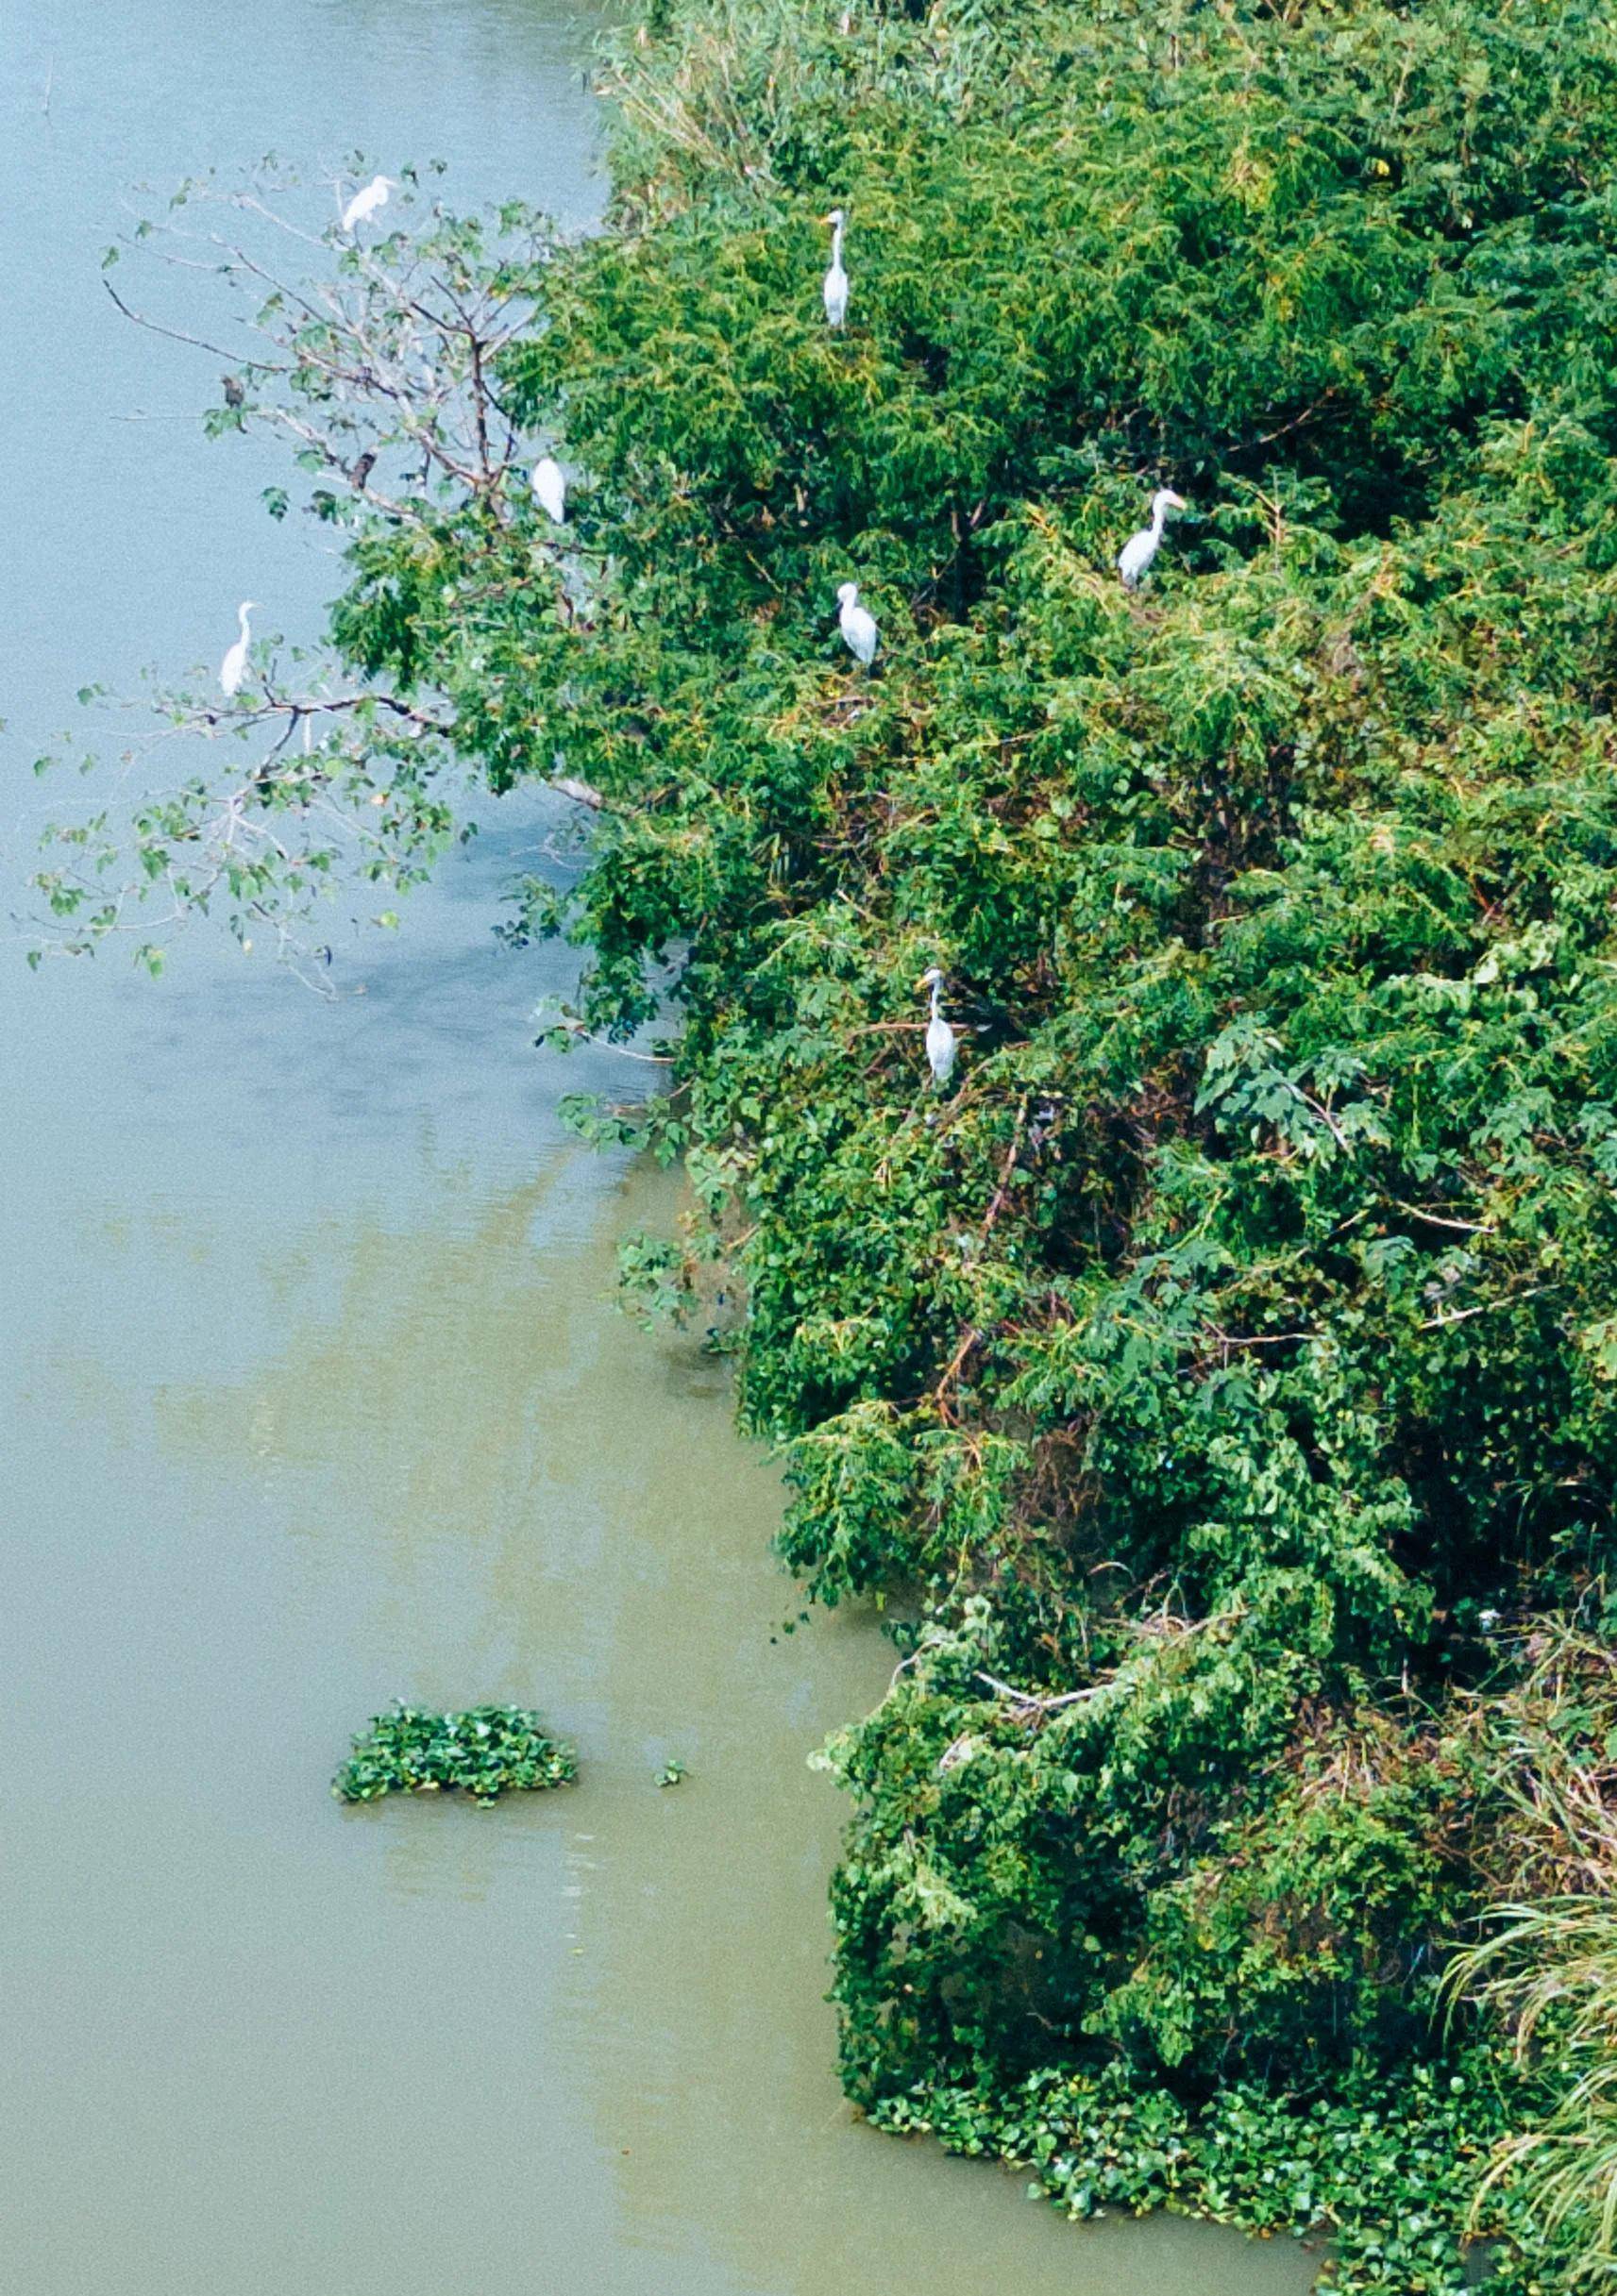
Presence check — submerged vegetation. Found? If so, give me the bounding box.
[41,0,1617,2284]
[332,1704,578,1804]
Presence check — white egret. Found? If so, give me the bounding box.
[219,601,256,697]
[531,455,567,525]
[1118,487,1188,590]
[836,580,878,667]
[341,175,396,234]
[822,209,850,329]
[918,967,958,1089]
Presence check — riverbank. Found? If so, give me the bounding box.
[507,3,1617,2288]
[31,0,1617,2286]
[6,8,1318,2292]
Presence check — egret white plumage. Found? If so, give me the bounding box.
[836,580,878,667]
[918,967,958,1089]
[1118,488,1187,590]
[822,209,850,329]
[531,455,567,525]
[219,601,256,697]
[341,175,396,234]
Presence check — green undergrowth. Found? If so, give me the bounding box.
[872,2052,1552,2295]
[332,1704,578,1804]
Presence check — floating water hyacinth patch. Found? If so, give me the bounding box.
[332,1702,578,1805]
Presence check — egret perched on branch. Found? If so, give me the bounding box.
[822,209,850,329]
[918,967,958,1090]
[1118,488,1187,591]
[219,601,256,697]
[836,580,878,668]
[341,175,396,234]
[531,455,567,525]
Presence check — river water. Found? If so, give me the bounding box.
[0,8,1317,2293]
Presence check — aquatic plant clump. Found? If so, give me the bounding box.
[332,1704,578,1805]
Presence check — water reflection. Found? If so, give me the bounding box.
[565,1225,1313,2296]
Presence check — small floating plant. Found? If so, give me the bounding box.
[333,1702,578,1806]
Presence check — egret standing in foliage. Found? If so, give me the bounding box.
[531,455,567,525]
[341,175,396,234]
[918,967,958,1089]
[1118,488,1187,590]
[219,601,256,697]
[836,580,878,667]
[822,209,850,329]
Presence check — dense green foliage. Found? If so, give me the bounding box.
[51,0,1617,2283]
[332,1704,578,1803]
[506,7,1617,2279]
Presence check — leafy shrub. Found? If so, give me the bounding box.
[332,1703,578,1805]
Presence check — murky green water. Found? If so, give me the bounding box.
[0,8,1318,2292]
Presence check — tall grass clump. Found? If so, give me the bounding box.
[1448,1632,1617,2279]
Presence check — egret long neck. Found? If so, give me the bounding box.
[930,981,942,1023]
[831,219,844,266]
[238,606,252,640]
